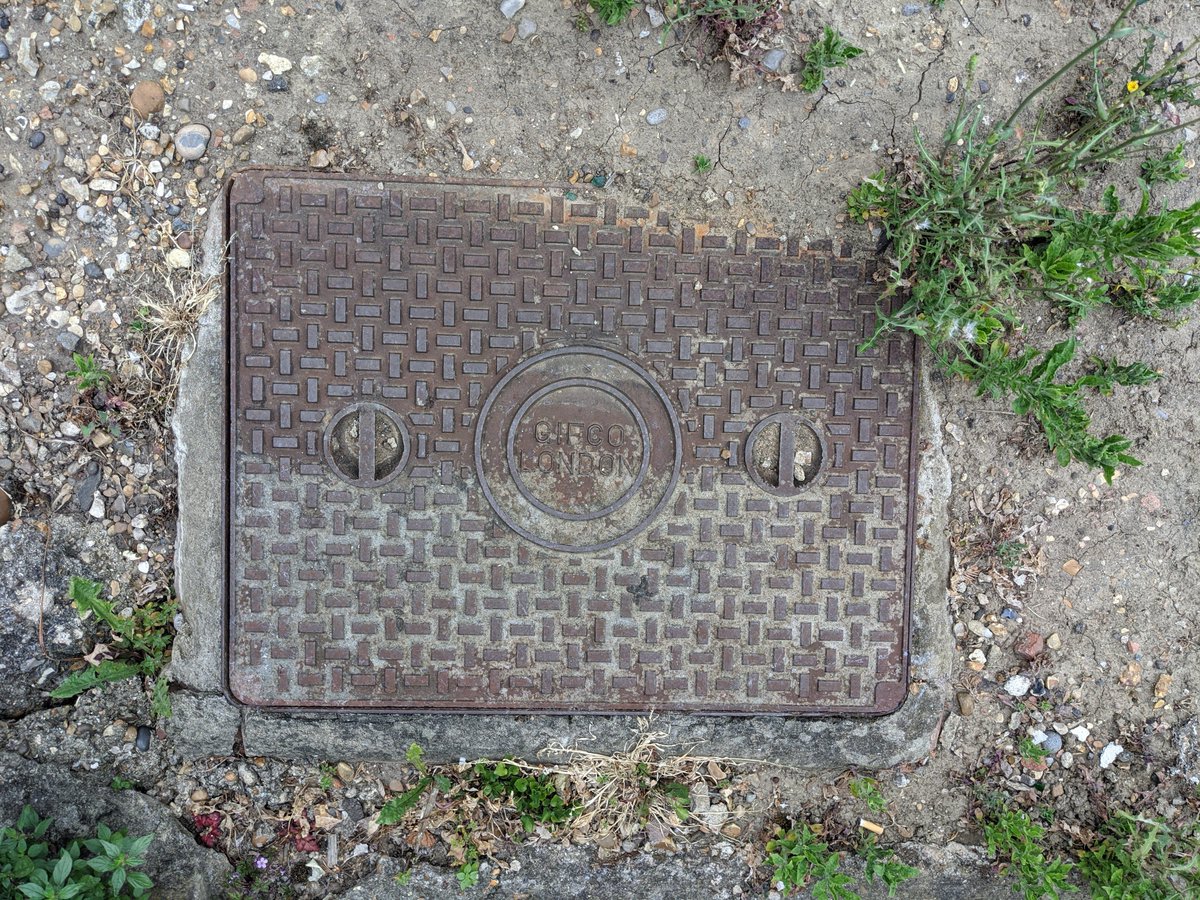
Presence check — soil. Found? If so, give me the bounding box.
[0,0,1198,896]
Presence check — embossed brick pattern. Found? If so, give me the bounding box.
[226,172,918,714]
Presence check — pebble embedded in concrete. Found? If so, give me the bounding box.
[500,0,525,20]
[1004,674,1032,697]
[762,49,786,72]
[174,124,211,161]
[646,108,668,125]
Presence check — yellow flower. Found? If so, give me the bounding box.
[1126,79,1140,93]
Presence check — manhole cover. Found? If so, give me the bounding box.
[225,172,918,715]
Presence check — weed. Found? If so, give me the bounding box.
[393,870,412,887]
[847,0,1200,480]
[455,859,479,891]
[224,853,297,900]
[50,577,176,718]
[317,763,335,792]
[848,777,888,813]
[1017,737,1049,762]
[694,153,714,173]
[1079,812,1200,898]
[664,0,785,71]
[1,805,154,899]
[860,837,919,897]
[539,722,738,839]
[995,540,1025,569]
[800,26,862,92]
[473,761,576,832]
[1140,143,1189,187]
[574,11,591,32]
[766,824,858,899]
[590,0,636,26]
[66,354,111,392]
[109,776,135,792]
[983,809,1076,900]
[377,743,452,826]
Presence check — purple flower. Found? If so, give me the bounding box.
[254,855,269,871]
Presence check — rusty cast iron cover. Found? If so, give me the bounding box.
[225,171,918,715]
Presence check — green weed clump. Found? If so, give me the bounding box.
[847,0,1199,480]
[801,26,862,92]
[766,825,857,899]
[1,806,154,899]
[51,577,176,718]
[590,0,637,26]
[983,809,1076,900]
[473,761,577,832]
[1080,811,1200,898]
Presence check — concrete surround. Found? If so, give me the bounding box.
[167,184,953,766]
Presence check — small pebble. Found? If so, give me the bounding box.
[1041,733,1063,753]
[738,117,751,130]
[499,0,525,19]
[135,726,152,752]
[174,124,211,161]
[518,18,537,39]
[956,690,974,716]
[84,262,103,279]
[130,80,165,117]
[28,131,45,149]
[646,107,668,126]
[1099,742,1123,769]
[979,79,991,94]
[1004,674,1032,697]
[268,74,289,92]
[76,205,97,224]
[762,49,786,72]
[901,3,922,15]
[0,42,8,62]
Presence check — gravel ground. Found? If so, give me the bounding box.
[1,0,1199,896]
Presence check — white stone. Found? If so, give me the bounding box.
[967,620,993,639]
[90,178,120,193]
[499,0,525,19]
[646,6,666,28]
[115,253,131,274]
[518,18,537,38]
[1003,674,1032,697]
[165,248,192,269]
[1070,726,1090,743]
[257,52,292,75]
[1099,743,1122,769]
[300,55,322,77]
[88,493,105,519]
[39,81,62,102]
[5,285,40,315]
[60,177,89,204]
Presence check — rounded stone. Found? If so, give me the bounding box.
[130,80,165,117]
[174,123,211,161]
[28,131,45,149]
[646,107,668,126]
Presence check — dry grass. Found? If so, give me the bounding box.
[531,717,759,842]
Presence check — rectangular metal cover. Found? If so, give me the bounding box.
[225,171,918,715]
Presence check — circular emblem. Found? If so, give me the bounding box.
[475,347,681,552]
[322,403,409,487]
[745,413,825,494]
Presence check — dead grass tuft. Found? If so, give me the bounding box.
[532,717,758,843]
